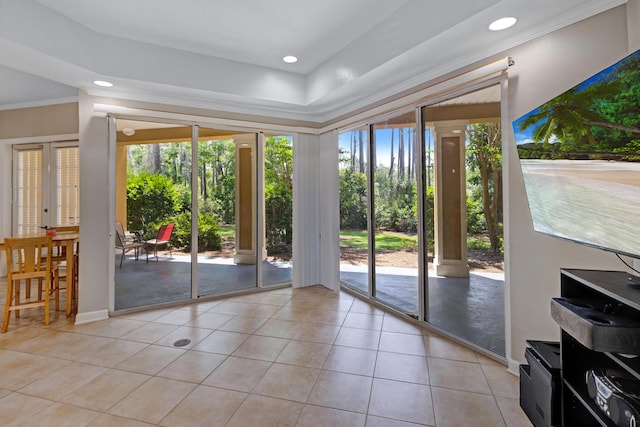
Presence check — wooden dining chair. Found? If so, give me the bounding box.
[2,236,59,333]
[50,225,79,314]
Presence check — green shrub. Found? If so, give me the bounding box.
[265,184,292,254]
[173,182,192,213]
[126,173,180,234]
[197,212,222,251]
[339,168,367,230]
[210,174,235,224]
[466,194,487,235]
[172,211,221,252]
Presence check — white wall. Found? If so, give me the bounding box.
[628,0,640,51]
[75,91,110,322]
[503,5,630,370]
[0,142,11,276]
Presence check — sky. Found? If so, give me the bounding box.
[339,127,435,168]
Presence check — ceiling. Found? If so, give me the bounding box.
[0,0,627,124]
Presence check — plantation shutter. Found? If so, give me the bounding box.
[14,146,43,235]
[55,146,80,225]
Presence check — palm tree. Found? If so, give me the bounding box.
[518,81,639,146]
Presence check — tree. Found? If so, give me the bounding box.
[407,128,413,179]
[350,132,356,170]
[388,128,395,179]
[467,123,503,253]
[198,140,220,200]
[358,130,365,173]
[163,144,181,183]
[150,144,162,174]
[398,128,405,180]
[264,136,293,254]
[339,168,367,229]
[198,140,235,224]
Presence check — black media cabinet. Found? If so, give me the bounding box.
[554,269,640,426]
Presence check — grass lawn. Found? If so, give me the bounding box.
[219,224,235,241]
[341,229,495,252]
[340,230,417,251]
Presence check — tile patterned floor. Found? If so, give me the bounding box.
[0,281,532,426]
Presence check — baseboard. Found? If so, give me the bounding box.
[75,309,109,325]
[507,358,521,376]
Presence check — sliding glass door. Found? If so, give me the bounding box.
[194,132,294,297]
[371,112,420,317]
[196,129,257,297]
[339,127,369,294]
[338,84,505,356]
[262,135,293,286]
[339,112,421,317]
[114,120,193,309]
[422,85,505,355]
[113,120,294,311]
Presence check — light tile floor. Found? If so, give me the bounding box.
[0,281,533,426]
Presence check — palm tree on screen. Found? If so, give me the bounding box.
[517,81,629,147]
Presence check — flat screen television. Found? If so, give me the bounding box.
[512,48,640,260]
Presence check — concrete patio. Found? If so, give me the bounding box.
[115,253,505,356]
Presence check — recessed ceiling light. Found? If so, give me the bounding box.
[93,80,114,87]
[489,17,517,31]
[283,55,298,64]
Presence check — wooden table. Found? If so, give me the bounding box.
[1,231,79,315]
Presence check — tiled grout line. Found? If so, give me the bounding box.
[0,280,529,426]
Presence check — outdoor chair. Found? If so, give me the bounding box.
[116,221,140,245]
[115,224,147,268]
[145,223,175,261]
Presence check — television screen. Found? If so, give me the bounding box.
[512,49,640,258]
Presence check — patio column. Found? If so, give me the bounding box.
[233,134,266,264]
[115,143,128,226]
[433,120,470,278]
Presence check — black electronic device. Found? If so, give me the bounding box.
[586,368,640,427]
[520,341,562,427]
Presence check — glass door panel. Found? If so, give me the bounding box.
[338,128,369,294]
[262,135,293,286]
[196,129,257,297]
[372,112,419,316]
[422,85,505,355]
[113,121,277,310]
[114,120,192,310]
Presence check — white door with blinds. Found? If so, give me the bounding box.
[12,142,80,235]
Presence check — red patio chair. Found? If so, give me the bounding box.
[145,223,175,261]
